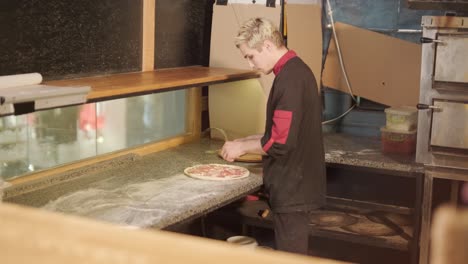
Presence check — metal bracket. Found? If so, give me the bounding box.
[13,102,35,116]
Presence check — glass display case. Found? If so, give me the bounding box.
[0,90,187,180]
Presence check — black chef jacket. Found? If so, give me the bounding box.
[261,55,326,213]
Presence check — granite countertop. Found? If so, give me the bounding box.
[323,133,424,175]
[5,133,423,229]
[6,139,263,229]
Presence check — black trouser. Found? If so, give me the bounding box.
[273,211,310,255]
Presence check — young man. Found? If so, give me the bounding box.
[220,17,326,254]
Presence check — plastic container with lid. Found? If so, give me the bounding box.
[380,127,417,154]
[384,106,418,132]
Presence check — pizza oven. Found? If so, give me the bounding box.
[416,16,468,176]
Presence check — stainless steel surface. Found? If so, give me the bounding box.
[409,1,468,11]
[416,103,443,111]
[417,19,468,264]
[416,24,438,165]
[416,16,468,169]
[421,16,468,29]
[434,35,468,84]
[430,101,468,149]
[425,166,468,181]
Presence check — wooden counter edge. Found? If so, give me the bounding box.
[0,202,348,264]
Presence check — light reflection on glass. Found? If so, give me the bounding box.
[0,90,187,180]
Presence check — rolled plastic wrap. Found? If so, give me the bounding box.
[0,73,43,89]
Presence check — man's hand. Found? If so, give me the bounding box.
[221,137,266,162]
[233,134,263,142]
[221,141,246,162]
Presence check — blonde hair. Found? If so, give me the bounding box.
[235,17,284,50]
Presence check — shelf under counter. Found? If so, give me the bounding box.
[45,66,260,102]
[218,199,413,252]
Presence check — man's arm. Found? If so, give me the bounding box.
[221,138,266,162]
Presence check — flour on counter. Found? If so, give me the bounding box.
[43,174,252,228]
[355,149,379,155]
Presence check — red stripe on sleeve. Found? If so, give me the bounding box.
[272,110,292,144]
[263,110,293,152]
[263,138,275,152]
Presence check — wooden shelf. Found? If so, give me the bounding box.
[45,66,260,102]
[308,205,413,251]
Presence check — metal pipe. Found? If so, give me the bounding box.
[325,25,422,34]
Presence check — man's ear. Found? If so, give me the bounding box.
[263,39,274,51]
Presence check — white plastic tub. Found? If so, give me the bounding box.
[385,106,418,131]
[226,236,258,249]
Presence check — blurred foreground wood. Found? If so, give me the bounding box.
[0,202,347,264]
[431,205,468,264]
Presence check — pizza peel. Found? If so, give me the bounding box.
[217,150,262,163]
[204,127,262,163]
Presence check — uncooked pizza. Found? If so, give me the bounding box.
[184,164,250,181]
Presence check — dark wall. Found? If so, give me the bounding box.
[155,0,214,68]
[154,0,215,131]
[0,0,214,79]
[0,0,143,80]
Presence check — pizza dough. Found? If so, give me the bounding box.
[184,164,250,181]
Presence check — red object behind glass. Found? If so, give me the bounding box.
[79,104,104,132]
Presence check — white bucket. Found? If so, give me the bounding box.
[256,246,274,251]
[226,236,258,249]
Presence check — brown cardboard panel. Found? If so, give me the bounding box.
[209,4,280,139]
[286,4,322,89]
[322,22,422,107]
[209,80,268,140]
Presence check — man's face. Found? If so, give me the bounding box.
[238,42,274,75]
